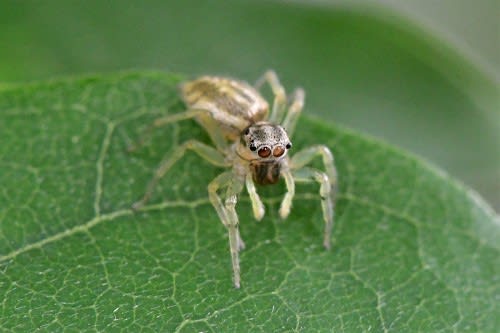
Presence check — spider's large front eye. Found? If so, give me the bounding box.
[273,146,285,157]
[258,147,271,158]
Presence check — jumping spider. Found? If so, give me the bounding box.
[131,71,338,288]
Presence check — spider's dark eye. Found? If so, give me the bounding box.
[249,144,257,151]
[244,128,250,135]
[258,147,271,158]
[285,143,292,149]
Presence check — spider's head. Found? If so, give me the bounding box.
[240,122,292,161]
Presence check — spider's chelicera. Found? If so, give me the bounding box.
[130,71,338,288]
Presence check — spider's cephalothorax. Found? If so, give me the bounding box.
[130,71,338,288]
[238,122,292,185]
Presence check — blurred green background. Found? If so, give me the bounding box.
[1,0,498,210]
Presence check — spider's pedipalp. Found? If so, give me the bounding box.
[279,168,295,219]
[245,173,265,221]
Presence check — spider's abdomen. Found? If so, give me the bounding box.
[250,160,281,185]
[181,76,269,138]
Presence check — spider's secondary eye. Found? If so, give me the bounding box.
[244,128,250,135]
[249,144,257,151]
[273,146,285,157]
[258,147,271,158]
[285,143,292,149]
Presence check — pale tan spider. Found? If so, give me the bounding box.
[131,71,338,288]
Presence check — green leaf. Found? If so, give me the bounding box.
[0,72,498,332]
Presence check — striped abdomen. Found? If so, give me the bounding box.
[181,76,269,138]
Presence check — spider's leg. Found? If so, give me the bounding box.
[278,168,295,219]
[245,173,265,221]
[281,88,305,138]
[292,168,334,250]
[208,172,233,227]
[132,140,228,210]
[193,114,229,152]
[254,70,287,123]
[290,145,337,190]
[209,172,245,288]
[290,145,338,249]
[127,109,206,152]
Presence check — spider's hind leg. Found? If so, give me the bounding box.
[127,109,205,152]
[132,140,228,210]
[128,107,231,153]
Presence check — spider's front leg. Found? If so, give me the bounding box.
[290,145,338,249]
[208,172,246,288]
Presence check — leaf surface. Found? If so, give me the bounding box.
[0,73,498,332]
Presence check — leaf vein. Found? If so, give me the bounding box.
[94,122,115,216]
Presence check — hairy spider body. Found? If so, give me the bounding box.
[131,71,338,288]
[181,76,268,140]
